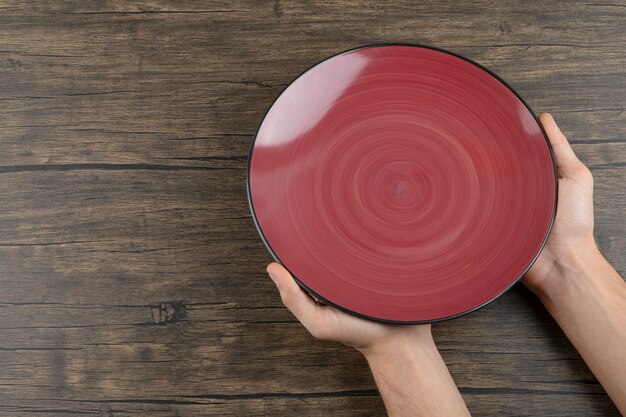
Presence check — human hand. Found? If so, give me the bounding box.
[520,116,626,415]
[266,262,432,357]
[523,113,598,293]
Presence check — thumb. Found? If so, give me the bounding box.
[266,262,319,328]
[539,113,582,170]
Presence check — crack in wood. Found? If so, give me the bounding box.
[150,301,188,325]
[0,163,241,173]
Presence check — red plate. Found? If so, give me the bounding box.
[248,45,556,323]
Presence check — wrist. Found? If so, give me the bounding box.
[360,327,437,364]
[533,243,604,304]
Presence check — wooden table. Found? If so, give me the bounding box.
[1,1,624,416]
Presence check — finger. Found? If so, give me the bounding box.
[539,113,581,169]
[266,262,321,329]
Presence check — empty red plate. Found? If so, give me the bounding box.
[248,44,556,323]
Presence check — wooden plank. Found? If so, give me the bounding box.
[0,0,624,416]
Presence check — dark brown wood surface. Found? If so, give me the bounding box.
[0,1,624,416]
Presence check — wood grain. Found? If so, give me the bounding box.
[0,0,624,415]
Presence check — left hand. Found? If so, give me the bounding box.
[266,262,432,357]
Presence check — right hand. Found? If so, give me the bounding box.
[523,113,597,293]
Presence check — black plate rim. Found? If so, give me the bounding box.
[246,42,558,324]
